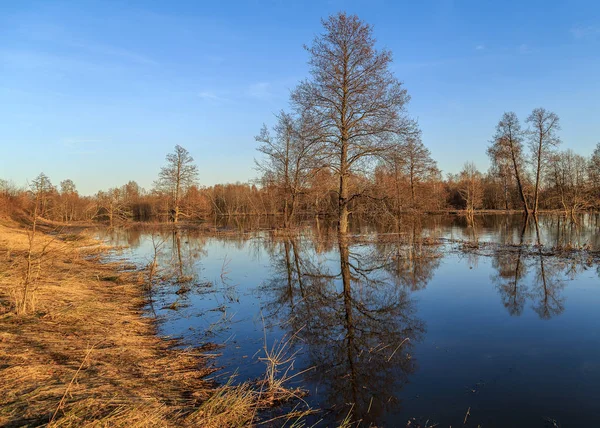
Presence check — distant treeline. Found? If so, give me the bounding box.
[1,137,599,226]
[2,13,599,227]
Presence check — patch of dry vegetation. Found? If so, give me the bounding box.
[0,220,311,427]
[0,220,217,427]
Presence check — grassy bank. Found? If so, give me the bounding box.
[0,220,310,427]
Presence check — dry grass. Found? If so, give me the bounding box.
[0,219,316,427]
[185,377,256,427]
[0,220,215,427]
[258,328,312,407]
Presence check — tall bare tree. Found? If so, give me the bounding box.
[155,145,199,223]
[489,112,530,215]
[291,12,416,233]
[526,108,561,215]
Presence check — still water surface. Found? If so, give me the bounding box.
[100,214,600,427]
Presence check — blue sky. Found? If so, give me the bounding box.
[1,0,599,195]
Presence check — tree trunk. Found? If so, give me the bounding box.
[338,143,349,234]
[174,161,181,223]
[503,173,510,210]
[510,146,530,216]
[394,166,401,216]
[533,138,543,215]
[339,176,349,233]
[410,165,416,208]
[283,198,289,228]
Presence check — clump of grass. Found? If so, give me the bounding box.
[186,377,256,427]
[175,274,194,284]
[258,328,311,406]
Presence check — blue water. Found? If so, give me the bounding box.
[99,214,600,427]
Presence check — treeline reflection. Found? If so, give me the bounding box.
[489,216,597,320]
[98,213,600,423]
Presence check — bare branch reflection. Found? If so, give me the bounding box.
[261,229,426,424]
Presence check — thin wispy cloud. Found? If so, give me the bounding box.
[246,82,271,99]
[0,49,121,74]
[475,44,485,51]
[67,41,158,66]
[198,91,229,102]
[570,25,600,39]
[14,21,157,67]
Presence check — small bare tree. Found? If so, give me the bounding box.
[526,108,561,215]
[487,146,514,210]
[549,150,590,217]
[59,179,78,222]
[30,173,55,219]
[17,175,57,314]
[291,12,417,233]
[155,145,199,223]
[458,162,484,221]
[255,111,322,228]
[489,112,530,215]
[390,136,439,210]
[96,188,130,227]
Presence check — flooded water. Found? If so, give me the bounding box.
[99,214,600,427]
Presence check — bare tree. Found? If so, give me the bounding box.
[30,173,55,218]
[96,188,130,227]
[526,108,561,215]
[0,179,16,214]
[155,145,199,223]
[59,179,78,222]
[255,111,322,228]
[394,136,438,210]
[18,175,58,314]
[487,144,514,210]
[291,12,417,233]
[489,112,530,215]
[458,162,484,220]
[549,150,590,217]
[589,143,600,203]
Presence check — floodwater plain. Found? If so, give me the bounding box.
[100,214,600,427]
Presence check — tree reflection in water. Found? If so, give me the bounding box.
[492,217,566,319]
[492,221,529,316]
[94,215,600,425]
[261,227,429,425]
[531,218,565,319]
[374,217,442,292]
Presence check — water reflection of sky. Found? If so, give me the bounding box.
[98,214,600,427]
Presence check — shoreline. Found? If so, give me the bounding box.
[0,220,217,427]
